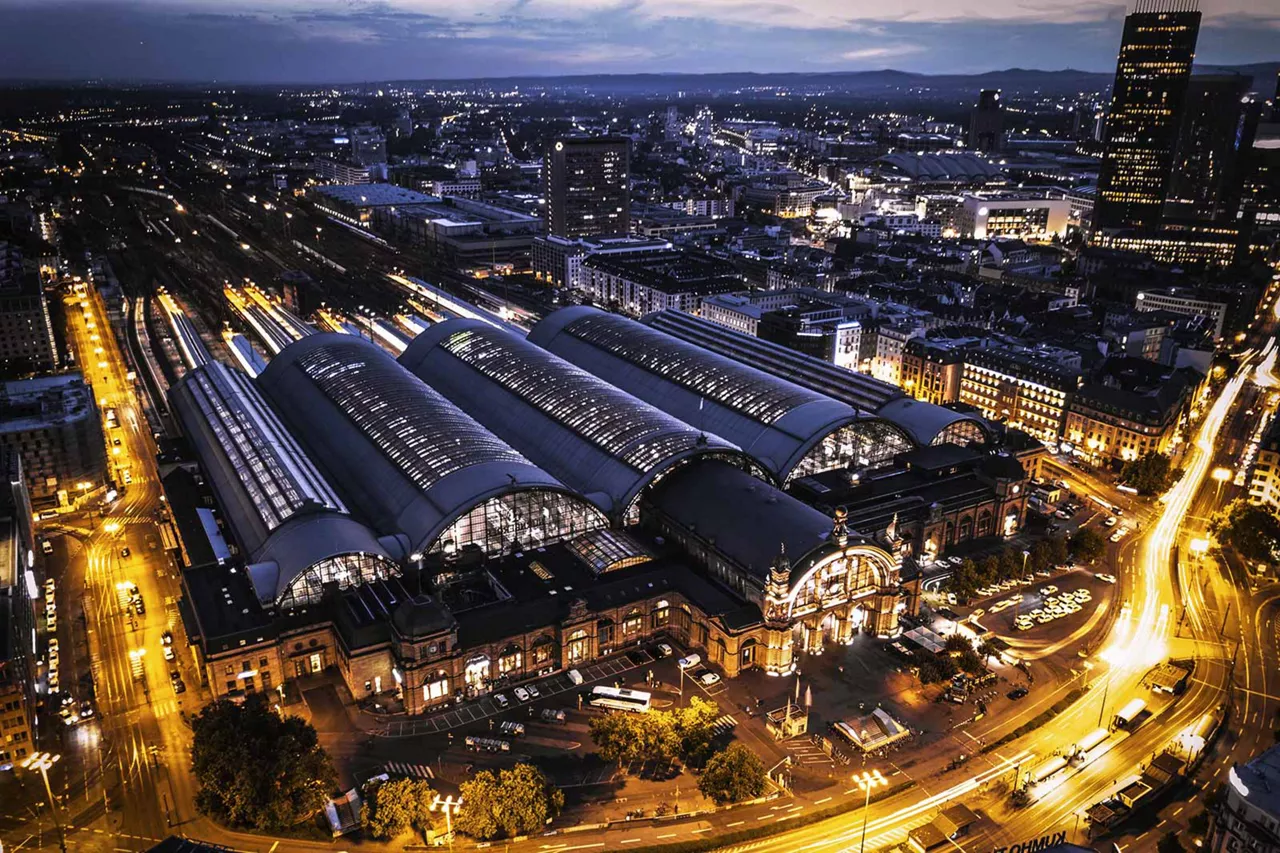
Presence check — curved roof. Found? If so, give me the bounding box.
[643,309,902,412]
[530,306,868,480]
[257,333,585,553]
[246,512,395,605]
[169,361,395,607]
[875,152,1005,181]
[648,460,836,587]
[399,319,759,521]
[875,397,992,447]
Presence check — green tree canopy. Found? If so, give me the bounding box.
[1211,500,1280,565]
[191,694,337,831]
[364,778,436,839]
[698,744,768,805]
[456,764,564,841]
[589,697,723,768]
[1069,528,1107,564]
[1121,452,1179,495]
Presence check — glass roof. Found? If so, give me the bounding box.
[186,362,346,531]
[297,342,530,494]
[563,312,827,425]
[440,326,726,471]
[645,309,900,413]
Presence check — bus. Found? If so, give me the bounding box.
[589,686,652,713]
[1070,728,1110,766]
[1112,698,1146,731]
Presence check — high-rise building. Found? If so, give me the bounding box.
[350,128,386,167]
[1163,75,1255,224]
[1094,1,1202,232]
[0,243,57,380]
[968,89,1004,152]
[544,136,631,239]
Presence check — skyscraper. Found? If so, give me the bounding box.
[544,136,631,239]
[1164,75,1255,224]
[968,89,1004,153]
[1094,1,1202,232]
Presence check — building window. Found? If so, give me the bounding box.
[424,673,449,702]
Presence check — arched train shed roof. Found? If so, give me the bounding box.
[256,333,588,555]
[399,319,764,521]
[169,360,394,606]
[529,306,872,482]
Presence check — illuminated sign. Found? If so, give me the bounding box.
[992,832,1067,853]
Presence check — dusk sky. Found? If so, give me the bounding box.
[0,0,1276,83]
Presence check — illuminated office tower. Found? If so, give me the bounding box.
[1094,0,1201,232]
[544,136,630,239]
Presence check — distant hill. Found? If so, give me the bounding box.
[382,63,1276,98]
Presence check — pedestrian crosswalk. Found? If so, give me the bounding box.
[383,761,434,780]
[711,714,737,737]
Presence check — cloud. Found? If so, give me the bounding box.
[841,45,925,60]
[0,0,1273,81]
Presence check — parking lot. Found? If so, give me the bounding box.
[965,567,1117,639]
[381,648,659,737]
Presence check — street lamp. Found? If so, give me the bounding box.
[853,769,888,853]
[22,752,66,853]
[428,793,462,852]
[1212,467,1233,501]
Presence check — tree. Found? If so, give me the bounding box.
[1211,500,1280,565]
[191,695,337,830]
[1121,452,1179,496]
[948,559,979,599]
[1047,535,1069,567]
[1069,528,1107,565]
[698,744,767,805]
[456,764,564,841]
[671,697,722,766]
[589,699,717,768]
[977,640,1000,663]
[1030,540,1053,573]
[364,778,435,839]
[999,548,1024,580]
[979,555,1002,586]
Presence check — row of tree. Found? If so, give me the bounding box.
[946,537,1070,600]
[588,697,768,804]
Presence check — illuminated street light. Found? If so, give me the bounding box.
[853,769,888,853]
[22,752,66,853]
[1212,467,1233,501]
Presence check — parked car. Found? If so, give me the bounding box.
[1095,573,1117,584]
[1007,686,1029,700]
[526,683,541,699]
[541,708,568,724]
[493,693,510,708]
[513,686,530,702]
[120,547,131,558]
[699,672,721,686]
[656,643,673,658]
[499,721,526,737]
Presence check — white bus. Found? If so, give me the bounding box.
[589,686,652,713]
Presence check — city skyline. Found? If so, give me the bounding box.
[0,0,1278,82]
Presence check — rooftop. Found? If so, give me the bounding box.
[314,184,441,208]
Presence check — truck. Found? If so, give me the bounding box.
[1112,698,1147,731]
